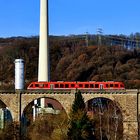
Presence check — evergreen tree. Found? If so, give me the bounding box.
[67,90,96,140]
[72,90,85,113]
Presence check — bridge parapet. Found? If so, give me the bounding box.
[0,89,137,95]
[0,90,16,94]
[125,89,138,94]
[21,89,127,95]
[80,90,127,94]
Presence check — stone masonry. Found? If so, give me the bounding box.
[0,89,139,140]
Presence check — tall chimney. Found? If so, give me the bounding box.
[38,0,50,82]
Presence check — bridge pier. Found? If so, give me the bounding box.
[123,121,138,140]
[10,90,22,123]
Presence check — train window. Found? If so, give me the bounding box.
[95,84,99,88]
[115,84,118,87]
[106,84,109,88]
[35,84,39,87]
[79,84,83,88]
[71,84,75,88]
[65,84,69,88]
[44,84,48,87]
[120,84,124,87]
[110,84,113,87]
[55,84,59,88]
[85,84,89,88]
[90,84,94,88]
[60,84,64,88]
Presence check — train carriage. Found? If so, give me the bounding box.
[27,81,125,90]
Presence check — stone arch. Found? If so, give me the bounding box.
[84,96,123,140]
[22,97,66,115]
[82,94,125,119]
[21,94,75,116]
[0,96,11,110]
[0,95,16,120]
[21,95,71,136]
[84,96,123,120]
[0,97,13,127]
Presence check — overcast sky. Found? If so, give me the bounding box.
[0,0,140,37]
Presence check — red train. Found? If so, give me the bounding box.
[27,81,125,90]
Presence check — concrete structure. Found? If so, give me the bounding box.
[38,0,49,109]
[0,89,139,139]
[14,59,24,90]
[38,0,49,82]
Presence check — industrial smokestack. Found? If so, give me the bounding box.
[14,59,24,90]
[38,0,50,82]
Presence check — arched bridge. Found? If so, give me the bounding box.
[0,89,139,140]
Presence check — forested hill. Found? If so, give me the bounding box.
[0,35,140,89]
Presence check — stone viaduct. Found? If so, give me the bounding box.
[0,89,139,140]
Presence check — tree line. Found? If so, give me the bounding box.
[0,35,140,89]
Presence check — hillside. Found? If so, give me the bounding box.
[0,35,140,89]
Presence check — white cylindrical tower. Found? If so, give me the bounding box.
[38,0,50,82]
[15,59,24,90]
